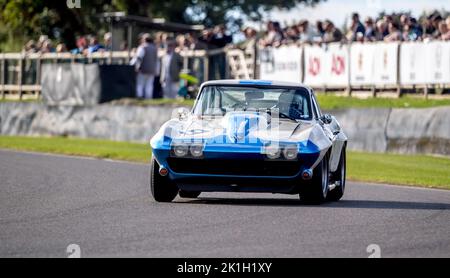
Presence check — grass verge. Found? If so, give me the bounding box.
[0,135,448,189]
[2,95,450,110]
[315,94,450,110]
[0,136,151,163]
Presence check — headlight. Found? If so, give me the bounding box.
[283,146,298,160]
[189,144,204,157]
[173,145,189,157]
[265,145,281,159]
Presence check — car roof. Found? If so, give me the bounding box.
[201,79,313,91]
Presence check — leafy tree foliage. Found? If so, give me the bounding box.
[0,0,322,51]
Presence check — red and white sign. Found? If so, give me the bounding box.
[372,42,398,85]
[350,42,398,86]
[303,43,349,87]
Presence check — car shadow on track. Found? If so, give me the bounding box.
[176,198,450,210]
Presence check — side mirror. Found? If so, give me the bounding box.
[320,114,332,124]
[176,108,189,121]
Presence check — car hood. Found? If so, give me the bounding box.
[168,112,315,144]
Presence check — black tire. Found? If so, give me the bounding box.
[179,190,201,199]
[301,153,329,204]
[150,158,178,202]
[327,148,346,202]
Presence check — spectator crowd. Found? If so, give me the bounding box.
[18,10,450,99]
[257,11,450,47]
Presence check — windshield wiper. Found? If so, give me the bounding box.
[265,110,298,122]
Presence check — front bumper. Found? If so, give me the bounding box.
[152,147,321,193]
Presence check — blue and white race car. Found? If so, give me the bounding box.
[150,80,347,204]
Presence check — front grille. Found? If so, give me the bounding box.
[167,157,300,176]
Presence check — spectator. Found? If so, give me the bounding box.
[199,29,214,48]
[322,20,344,43]
[438,21,450,40]
[23,40,38,54]
[409,18,423,40]
[160,40,183,99]
[315,20,325,38]
[431,14,443,39]
[186,32,207,50]
[348,13,365,41]
[56,43,67,53]
[402,18,422,41]
[375,20,389,40]
[104,32,112,51]
[399,14,410,30]
[298,20,317,43]
[422,15,436,40]
[130,33,158,99]
[240,27,257,54]
[211,25,233,48]
[364,17,376,41]
[37,35,49,51]
[86,36,104,54]
[71,36,87,55]
[285,26,299,42]
[176,34,188,52]
[260,21,284,46]
[40,39,55,53]
[384,22,402,42]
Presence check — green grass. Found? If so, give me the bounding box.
[0,135,449,189]
[3,95,449,110]
[0,136,151,163]
[121,95,450,109]
[316,94,450,110]
[347,152,450,189]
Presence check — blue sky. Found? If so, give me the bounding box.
[249,0,450,29]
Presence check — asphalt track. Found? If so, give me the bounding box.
[0,149,449,258]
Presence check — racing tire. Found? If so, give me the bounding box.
[301,153,330,204]
[179,190,201,199]
[327,148,346,202]
[150,158,178,202]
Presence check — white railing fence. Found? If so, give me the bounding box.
[1,41,449,100]
[258,41,450,97]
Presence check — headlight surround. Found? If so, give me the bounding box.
[265,145,281,159]
[283,146,298,160]
[173,144,189,157]
[189,144,204,157]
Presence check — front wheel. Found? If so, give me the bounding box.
[150,158,178,202]
[301,153,329,204]
[327,148,346,202]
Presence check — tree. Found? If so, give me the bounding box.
[0,0,323,51]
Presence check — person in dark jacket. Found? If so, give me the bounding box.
[130,33,158,99]
[160,40,183,99]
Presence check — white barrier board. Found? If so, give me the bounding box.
[349,43,375,86]
[372,42,398,85]
[424,42,450,84]
[400,42,427,85]
[259,45,302,82]
[303,43,349,87]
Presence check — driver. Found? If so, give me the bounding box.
[277,93,304,119]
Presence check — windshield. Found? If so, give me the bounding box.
[193,86,313,120]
